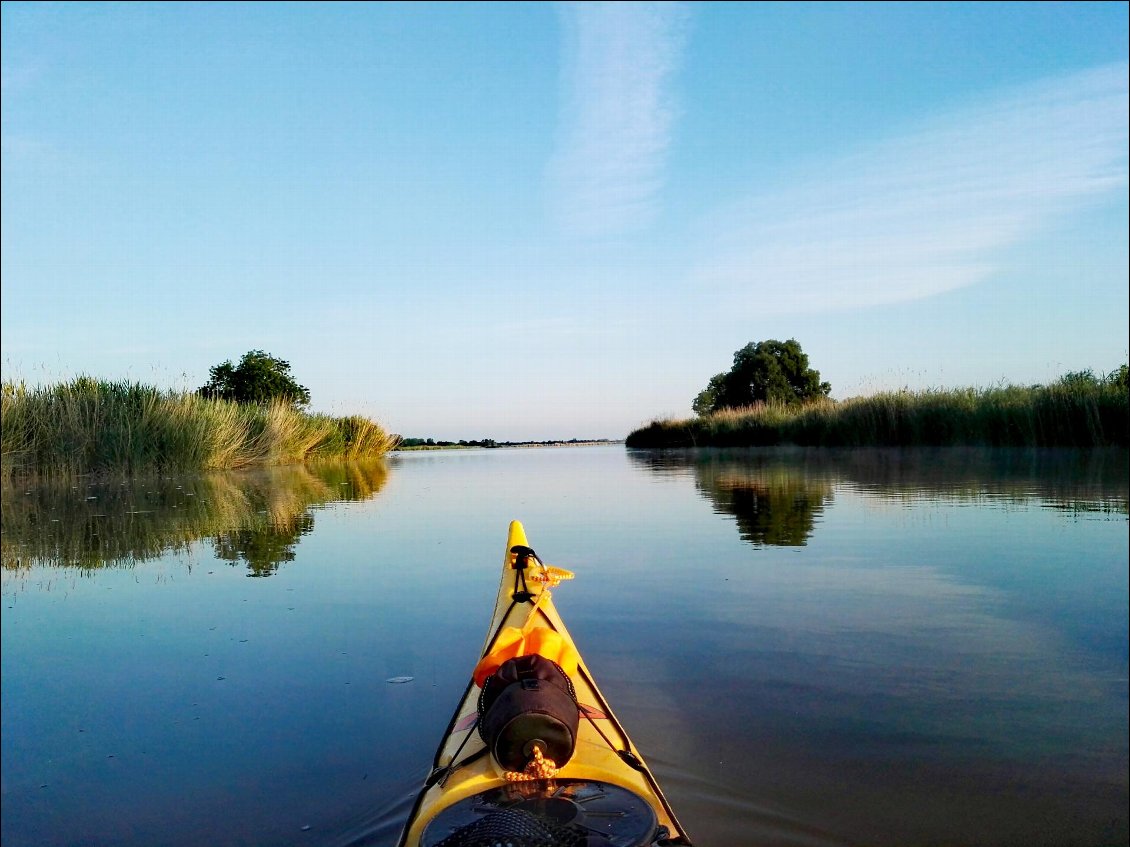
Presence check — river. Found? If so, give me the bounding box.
[2,446,1126,846]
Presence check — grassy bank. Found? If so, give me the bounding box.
[627,375,1129,449]
[1,377,398,480]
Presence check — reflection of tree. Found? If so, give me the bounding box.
[626,447,1130,541]
[710,478,829,546]
[1,460,388,576]
[693,458,832,547]
[212,513,316,577]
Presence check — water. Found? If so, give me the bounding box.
[2,446,1126,846]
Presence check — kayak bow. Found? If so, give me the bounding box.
[398,521,691,846]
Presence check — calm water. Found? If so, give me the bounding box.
[2,446,1127,847]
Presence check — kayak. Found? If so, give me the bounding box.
[398,520,692,846]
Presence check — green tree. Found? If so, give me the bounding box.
[692,372,727,416]
[696,339,830,414]
[199,350,311,407]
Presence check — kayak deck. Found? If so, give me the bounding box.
[398,520,690,846]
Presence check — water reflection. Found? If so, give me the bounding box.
[2,446,1126,847]
[630,447,1129,545]
[694,455,832,546]
[210,512,316,577]
[0,461,388,575]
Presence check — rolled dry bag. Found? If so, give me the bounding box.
[478,654,579,772]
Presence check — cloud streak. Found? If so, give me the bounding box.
[547,1,687,238]
[697,63,1129,313]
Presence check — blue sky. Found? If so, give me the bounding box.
[2,2,1127,441]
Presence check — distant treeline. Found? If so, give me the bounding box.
[627,369,1129,449]
[396,438,617,450]
[1,377,398,481]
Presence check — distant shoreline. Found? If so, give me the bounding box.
[394,439,621,451]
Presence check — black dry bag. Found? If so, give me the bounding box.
[478,654,579,772]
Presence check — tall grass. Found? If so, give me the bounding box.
[1,377,399,481]
[626,376,1130,449]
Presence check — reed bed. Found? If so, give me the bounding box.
[626,377,1129,449]
[1,377,398,481]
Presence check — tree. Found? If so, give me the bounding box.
[199,350,311,407]
[694,339,831,414]
[692,372,727,416]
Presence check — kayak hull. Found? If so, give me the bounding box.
[398,521,690,846]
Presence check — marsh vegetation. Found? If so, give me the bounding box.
[1,377,397,481]
[628,371,1129,449]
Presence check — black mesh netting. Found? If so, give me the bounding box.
[434,807,592,847]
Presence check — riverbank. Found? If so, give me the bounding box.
[626,375,1129,449]
[395,438,619,450]
[1,377,398,480]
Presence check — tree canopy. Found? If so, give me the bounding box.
[199,350,311,407]
[693,339,831,415]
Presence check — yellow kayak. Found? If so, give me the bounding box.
[398,520,692,846]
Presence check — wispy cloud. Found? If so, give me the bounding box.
[547,1,688,238]
[696,63,1129,313]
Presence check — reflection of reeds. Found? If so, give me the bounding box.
[0,461,389,572]
[626,381,1129,449]
[628,446,1129,515]
[1,378,398,481]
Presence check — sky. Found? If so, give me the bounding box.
[2,1,1127,441]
